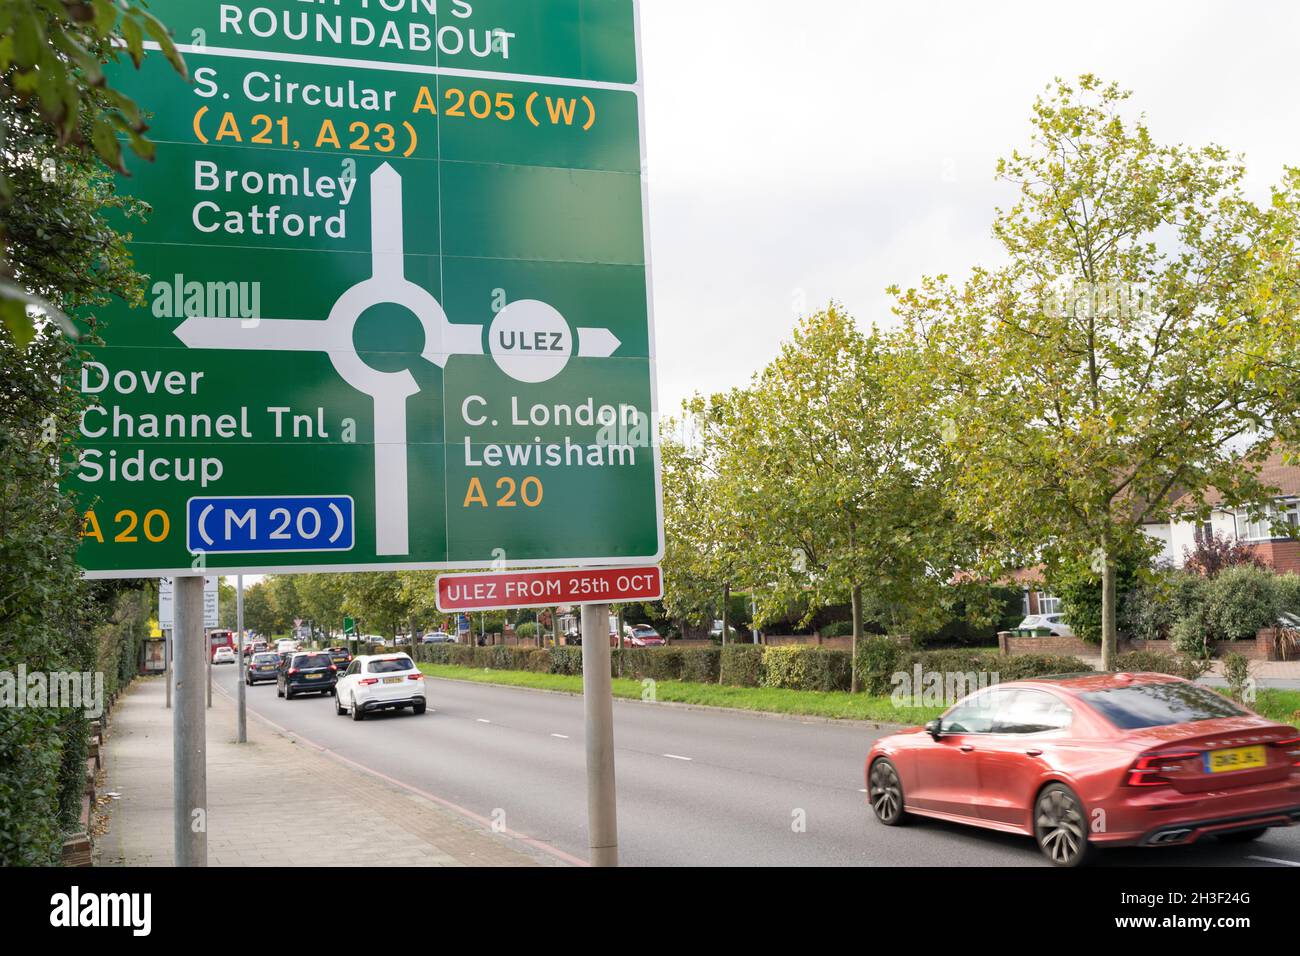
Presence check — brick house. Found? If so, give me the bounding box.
[1155,446,1300,573]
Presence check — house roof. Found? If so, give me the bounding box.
[1173,445,1300,510]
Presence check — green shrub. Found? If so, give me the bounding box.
[1050,541,1152,643]
[858,636,904,696]
[720,645,762,686]
[1170,574,1214,658]
[1222,652,1252,702]
[1121,571,1180,642]
[1171,618,1207,659]
[549,646,583,675]
[1111,650,1211,681]
[819,620,854,638]
[514,622,538,640]
[993,654,1092,680]
[0,708,66,865]
[1272,573,1300,615]
[1206,564,1280,643]
[681,647,720,683]
[761,646,852,692]
[884,650,1090,699]
[915,584,1024,646]
[615,648,684,681]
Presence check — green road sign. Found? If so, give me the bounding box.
[69,0,662,578]
[343,617,356,637]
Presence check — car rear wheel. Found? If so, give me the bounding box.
[276,682,284,698]
[1034,784,1092,867]
[1216,827,1267,843]
[412,701,427,715]
[868,758,907,826]
[350,695,364,721]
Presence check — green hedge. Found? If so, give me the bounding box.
[1111,650,1211,681]
[762,646,853,692]
[858,638,1091,696]
[720,645,762,686]
[417,640,1095,698]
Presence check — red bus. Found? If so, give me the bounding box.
[207,629,236,662]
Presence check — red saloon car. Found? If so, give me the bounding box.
[866,672,1300,866]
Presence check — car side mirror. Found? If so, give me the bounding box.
[924,719,942,740]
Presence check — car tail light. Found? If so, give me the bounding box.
[359,678,379,686]
[288,668,299,675]
[1271,736,1300,766]
[1127,751,1200,787]
[329,664,337,672]
[408,673,424,681]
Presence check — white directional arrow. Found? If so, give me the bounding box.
[576,327,622,358]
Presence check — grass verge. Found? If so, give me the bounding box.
[1255,689,1300,725]
[417,663,944,724]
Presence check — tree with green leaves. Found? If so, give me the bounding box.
[341,572,411,640]
[0,1,186,861]
[658,410,745,640]
[706,305,962,690]
[1,0,186,343]
[893,75,1300,668]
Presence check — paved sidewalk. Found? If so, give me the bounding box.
[98,676,552,867]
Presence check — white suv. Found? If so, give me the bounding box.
[335,654,426,720]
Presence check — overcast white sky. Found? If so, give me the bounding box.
[639,0,1300,413]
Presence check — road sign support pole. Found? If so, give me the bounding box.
[207,634,213,709]
[580,602,618,867]
[236,575,247,744]
[164,628,172,709]
[173,574,208,866]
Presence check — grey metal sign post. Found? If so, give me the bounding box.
[580,602,618,866]
[236,574,247,744]
[173,574,207,866]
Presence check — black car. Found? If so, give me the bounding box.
[326,646,353,671]
[277,651,337,699]
[245,651,281,686]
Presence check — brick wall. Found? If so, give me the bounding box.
[1247,540,1300,574]
[998,633,1095,657]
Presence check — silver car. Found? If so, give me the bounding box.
[1016,613,1075,637]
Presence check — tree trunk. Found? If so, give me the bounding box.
[850,583,863,694]
[719,583,730,685]
[1100,540,1118,670]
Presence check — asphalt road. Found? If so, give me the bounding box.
[211,665,1300,867]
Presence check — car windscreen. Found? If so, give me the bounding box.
[1080,682,1246,730]
[369,657,414,673]
[294,654,332,669]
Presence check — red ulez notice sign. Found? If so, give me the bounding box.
[436,566,662,612]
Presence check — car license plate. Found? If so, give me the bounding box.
[383,676,403,684]
[306,673,322,680]
[1206,745,1266,773]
